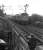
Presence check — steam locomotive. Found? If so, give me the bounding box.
[11,13,31,25]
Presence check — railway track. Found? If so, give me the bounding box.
[14,23,43,43]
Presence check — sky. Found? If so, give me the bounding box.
[0,0,43,16]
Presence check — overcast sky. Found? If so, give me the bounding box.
[0,0,43,16]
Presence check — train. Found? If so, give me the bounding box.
[10,13,32,25]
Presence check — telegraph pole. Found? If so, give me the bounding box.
[1,4,5,13]
[0,4,5,16]
[24,4,29,13]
